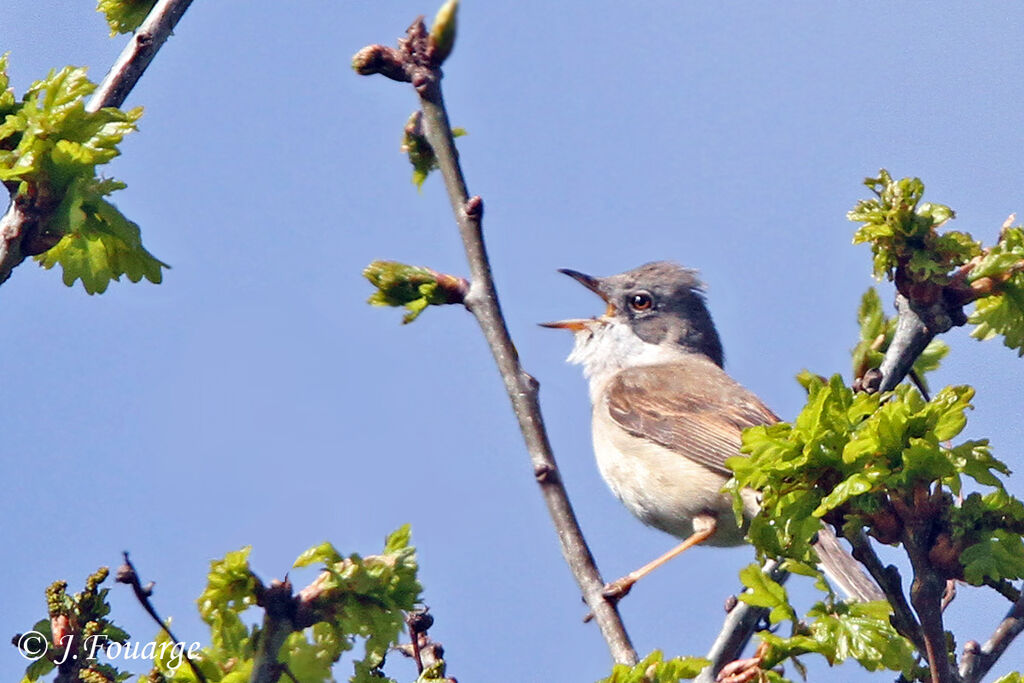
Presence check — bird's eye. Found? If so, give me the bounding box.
[629,292,653,311]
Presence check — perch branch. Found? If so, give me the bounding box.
[357,17,637,665]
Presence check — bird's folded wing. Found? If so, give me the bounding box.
[603,360,779,478]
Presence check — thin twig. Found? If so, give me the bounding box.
[960,587,1024,683]
[846,530,926,652]
[87,0,195,112]
[0,0,193,286]
[115,553,208,683]
[362,18,637,665]
[694,561,783,683]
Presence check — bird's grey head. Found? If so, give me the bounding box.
[542,262,724,377]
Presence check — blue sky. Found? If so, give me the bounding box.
[3,2,1023,682]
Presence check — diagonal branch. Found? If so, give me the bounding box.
[356,17,637,665]
[694,560,784,683]
[416,58,639,671]
[115,553,208,683]
[0,0,193,287]
[960,587,1024,683]
[87,0,195,112]
[846,529,926,652]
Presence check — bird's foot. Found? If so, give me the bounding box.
[582,577,635,623]
[601,577,635,601]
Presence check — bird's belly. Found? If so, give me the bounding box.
[592,415,757,547]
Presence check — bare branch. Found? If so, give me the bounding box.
[960,588,1024,683]
[355,18,637,665]
[87,0,195,112]
[846,530,926,652]
[875,293,961,393]
[694,561,783,683]
[115,553,208,683]
[902,520,955,683]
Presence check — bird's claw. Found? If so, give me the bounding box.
[601,578,634,601]
[582,578,636,623]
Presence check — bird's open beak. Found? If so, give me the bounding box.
[538,318,592,331]
[539,268,615,331]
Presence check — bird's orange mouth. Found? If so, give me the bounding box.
[539,269,616,330]
[538,318,594,332]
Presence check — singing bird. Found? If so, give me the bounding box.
[543,261,882,602]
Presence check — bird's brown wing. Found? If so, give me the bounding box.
[602,357,780,478]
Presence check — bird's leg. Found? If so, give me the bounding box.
[602,515,718,601]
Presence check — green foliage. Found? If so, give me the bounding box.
[401,110,466,190]
[97,0,157,36]
[729,564,916,680]
[849,171,1024,354]
[993,673,1024,683]
[737,564,796,624]
[16,568,133,683]
[730,375,1024,588]
[35,177,167,293]
[758,598,917,677]
[848,169,977,285]
[852,287,948,392]
[156,527,421,683]
[364,260,467,323]
[968,226,1024,354]
[0,60,166,293]
[599,650,709,683]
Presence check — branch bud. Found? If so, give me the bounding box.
[364,260,469,323]
[428,0,459,66]
[351,45,409,81]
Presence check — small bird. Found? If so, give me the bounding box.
[542,261,882,602]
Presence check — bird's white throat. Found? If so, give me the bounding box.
[567,321,684,402]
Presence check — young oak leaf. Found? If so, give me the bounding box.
[600,650,709,683]
[35,176,167,294]
[363,260,468,323]
[97,0,157,36]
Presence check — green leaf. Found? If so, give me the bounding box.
[97,0,157,36]
[0,62,161,294]
[363,260,466,323]
[848,169,976,285]
[34,176,168,294]
[198,547,259,624]
[971,226,1024,279]
[737,564,795,624]
[814,473,874,516]
[960,530,1024,585]
[970,275,1024,355]
[294,542,343,568]
[930,385,973,441]
[600,650,709,683]
[992,673,1023,683]
[0,54,16,114]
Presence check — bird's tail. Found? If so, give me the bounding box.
[814,525,886,602]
